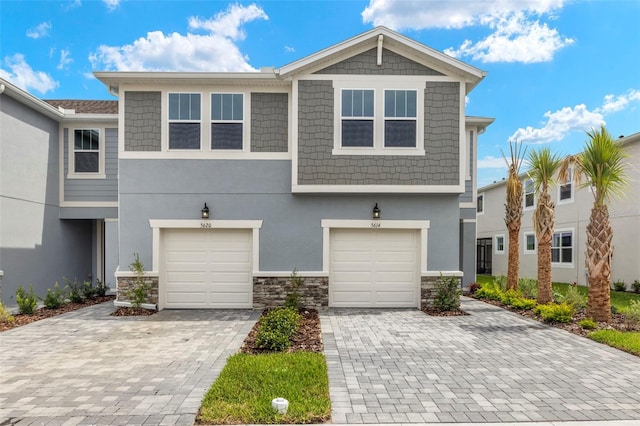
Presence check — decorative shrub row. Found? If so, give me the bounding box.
[13,279,109,315]
[255,307,301,351]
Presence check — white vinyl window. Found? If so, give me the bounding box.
[211,93,244,150]
[524,179,535,209]
[524,232,536,254]
[559,167,574,203]
[69,128,105,179]
[552,229,573,266]
[477,194,484,214]
[384,89,417,148]
[168,93,201,150]
[341,89,374,147]
[495,234,505,254]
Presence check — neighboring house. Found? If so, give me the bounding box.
[476,132,640,288]
[0,26,493,309]
[0,79,119,305]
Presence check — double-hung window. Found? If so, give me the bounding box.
[384,90,416,147]
[524,179,535,209]
[211,93,243,150]
[168,93,201,150]
[341,89,374,147]
[495,234,505,254]
[73,129,100,174]
[552,230,573,265]
[524,232,536,254]
[477,194,484,214]
[559,167,573,203]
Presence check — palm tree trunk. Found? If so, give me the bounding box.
[536,192,554,304]
[506,224,520,291]
[586,204,613,322]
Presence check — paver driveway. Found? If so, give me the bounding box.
[321,297,640,424]
[0,302,258,426]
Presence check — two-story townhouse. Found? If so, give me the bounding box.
[476,132,640,287]
[95,27,493,310]
[0,79,119,304]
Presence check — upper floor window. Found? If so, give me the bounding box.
[211,93,243,150]
[559,167,574,203]
[341,89,374,147]
[552,230,573,265]
[73,129,100,173]
[477,194,484,214]
[169,93,201,150]
[524,179,535,209]
[384,90,417,148]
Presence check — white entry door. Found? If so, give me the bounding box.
[162,228,252,309]
[330,228,420,307]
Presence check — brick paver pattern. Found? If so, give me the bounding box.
[321,297,640,424]
[0,303,258,425]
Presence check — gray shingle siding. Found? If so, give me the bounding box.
[251,93,288,152]
[124,91,161,151]
[315,48,443,76]
[297,80,460,186]
[64,128,118,202]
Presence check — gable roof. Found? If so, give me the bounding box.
[44,99,118,114]
[278,26,486,91]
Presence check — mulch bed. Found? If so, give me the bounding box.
[474,297,632,337]
[0,295,115,332]
[241,308,323,354]
[110,306,157,317]
[422,308,469,316]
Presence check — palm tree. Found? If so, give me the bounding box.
[559,126,628,322]
[527,147,562,304]
[502,141,527,291]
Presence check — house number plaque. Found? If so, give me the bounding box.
[200,222,212,228]
[371,222,381,228]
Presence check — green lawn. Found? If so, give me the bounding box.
[475,275,640,312]
[588,330,640,356]
[197,352,331,425]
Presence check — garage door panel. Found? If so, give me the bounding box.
[331,291,373,305]
[163,228,252,309]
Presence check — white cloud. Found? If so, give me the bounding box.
[57,49,73,70]
[90,4,268,72]
[284,45,295,53]
[103,0,119,10]
[510,89,640,143]
[65,0,81,11]
[0,54,59,94]
[444,12,574,63]
[478,155,508,169]
[26,22,51,39]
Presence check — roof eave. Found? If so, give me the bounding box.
[0,78,64,120]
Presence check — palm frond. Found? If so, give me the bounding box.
[526,147,562,193]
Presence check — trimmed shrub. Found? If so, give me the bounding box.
[625,300,640,331]
[510,297,537,310]
[43,282,67,309]
[255,307,301,351]
[475,282,503,301]
[95,279,109,297]
[613,280,627,292]
[517,278,538,299]
[65,278,84,303]
[500,289,520,306]
[81,280,97,300]
[534,303,575,323]
[16,285,38,315]
[632,280,640,294]
[559,284,586,309]
[579,318,598,330]
[433,275,461,311]
[0,303,15,324]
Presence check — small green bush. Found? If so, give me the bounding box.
[517,278,538,299]
[65,278,84,303]
[285,268,303,309]
[16,285,38,315]
[127,253,152,308]
[579,318,598,330]
[625,300,640,331]
[559,284,587,309]
[94,279,109,297]
[433,275,461,311]
[255,307,301,351]
[632,280,640,294]
[81,280,98,300]
[43,282,67,309]
[510,297,537,310]
[613,280,627,292]
[494,276,507,292]
[500,289,520,305]
[534,303,575,323]
[0,303,15,324]
[475,282,503,301]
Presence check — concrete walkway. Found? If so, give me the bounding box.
[0,303,259,426]
[321,297,640,424]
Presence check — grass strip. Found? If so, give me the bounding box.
[588,330,640,356]
[198,352,330,424]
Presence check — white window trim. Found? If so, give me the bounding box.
[551,228,574,268]
[68,127,106,179]
[332,78,425,156]
[524,179,535,210]
[524,231,536,254]
[210,92,249,153]
[476,193,484,215]
[167,92,203,152]
[495,234,505,254]
[557,167,574,205]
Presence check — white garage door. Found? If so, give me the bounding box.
[162,228,252,309]
[330,228,420,307]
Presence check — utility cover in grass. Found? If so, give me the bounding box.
[197,352,330,424]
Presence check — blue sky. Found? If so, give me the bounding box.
[1,0,638,186]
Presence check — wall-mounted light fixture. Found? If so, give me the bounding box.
[201,203,210,219]
[372,203,381,219]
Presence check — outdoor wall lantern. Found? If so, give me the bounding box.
[372,203,381,219]
[201,203,210,219]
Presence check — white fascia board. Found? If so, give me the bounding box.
[61,114,117,124]
[292,184,465,193]
[1,78,64,120]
